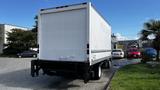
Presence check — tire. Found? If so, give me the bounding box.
[94,64,102,80]
[109,60,112,68]
[105,60,112,69]
[33,55,36,58]
[84,72,90,83]
[103,60,112,69]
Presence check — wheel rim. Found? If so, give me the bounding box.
[98,66,102,77]
[109,61,111,68]
[33,55,36,57]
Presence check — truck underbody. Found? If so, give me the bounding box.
[31,57,112,83]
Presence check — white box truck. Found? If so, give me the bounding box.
[31,2,112,83]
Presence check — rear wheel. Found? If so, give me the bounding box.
[94,64,102,80]
[107,60,112,69]
[102,60,112,69]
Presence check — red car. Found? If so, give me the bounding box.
[127,49,141,58]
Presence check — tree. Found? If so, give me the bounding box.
[32,15,38,32]
[4,29,37,55]
[140,19,160,61]
[31,15,38,47]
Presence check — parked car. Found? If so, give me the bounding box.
[127,49,141,58]
[141,48,157,63]
[17,50,37,58]
[129,45,138,48]
[112,49,124,58]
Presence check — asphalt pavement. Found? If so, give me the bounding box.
[0,58,116,90]
[0,57,141,90]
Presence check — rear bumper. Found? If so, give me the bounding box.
[31,60,90,77]
[127,54,141,58]
[112,55,124,58]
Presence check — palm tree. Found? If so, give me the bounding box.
[140,19,160,61]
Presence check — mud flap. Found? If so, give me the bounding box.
[31,60,40,77]
[83,63,90,83]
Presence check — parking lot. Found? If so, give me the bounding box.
[0,58,117,90]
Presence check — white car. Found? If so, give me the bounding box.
[112,49,124,58]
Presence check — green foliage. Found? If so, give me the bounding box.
[3,29,37,55]
[31,15,38,32]
[110,64,160,90]
[140,19,160,61]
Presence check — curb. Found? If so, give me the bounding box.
[103,68,117,90]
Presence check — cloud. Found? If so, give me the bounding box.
[134,37,139,40]
[115,33,129,41]
[114,33,140,41]
[133,35,140,40]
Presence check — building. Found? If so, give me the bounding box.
[0,24,29,54]
[118,40,141,49]
[116,40,142,56]
[111,34,118,49]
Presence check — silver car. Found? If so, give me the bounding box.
[112,49,124,58]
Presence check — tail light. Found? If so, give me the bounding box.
[138,52,141,55]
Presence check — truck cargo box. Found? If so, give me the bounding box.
[31,2,112,83]
[38,2,111,65]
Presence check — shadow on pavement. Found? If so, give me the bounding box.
[0,68,81,90]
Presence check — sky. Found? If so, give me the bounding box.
[0,0,160,40]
